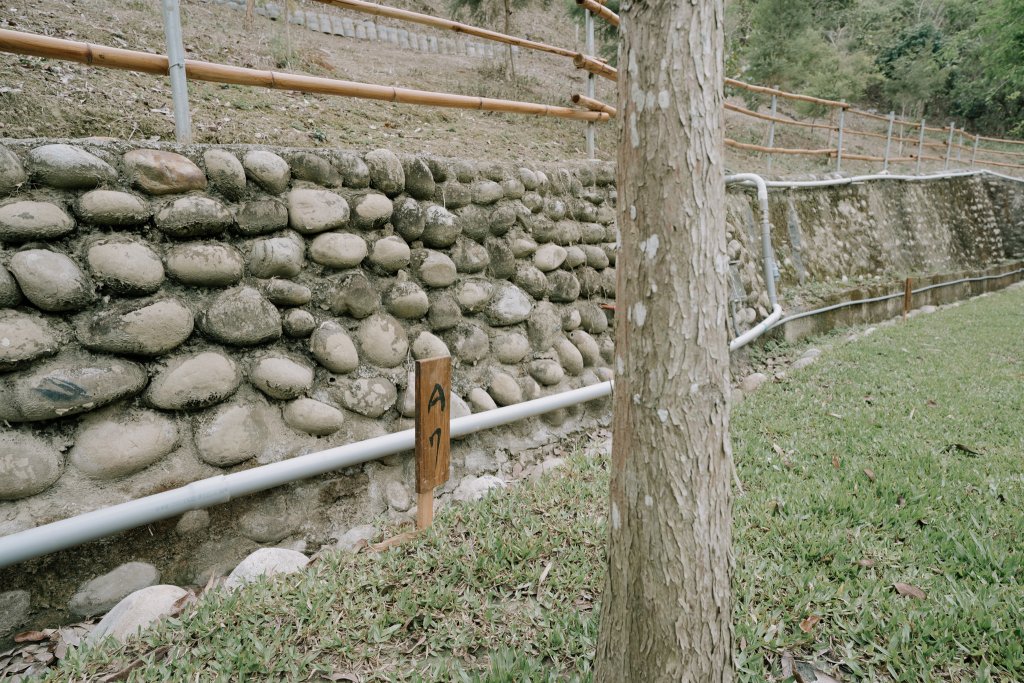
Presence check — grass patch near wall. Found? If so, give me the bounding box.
[48,287,1024,681]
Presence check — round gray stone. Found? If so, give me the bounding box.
[287,151,342,188]
[233,199,289,236]
[427,293,462,331]
[0,200,75,242]
[451,237,489,273]
[71,410,178,479]
[492,332,530,364]
[528,359,564,386]
[455,279,494,313]
[335,152,371,188]
[225,548,309,590]
[563,245,586,269]
[74,190,151,227]
[488,204,516,235]
[385,279,429,319]
[328,272,379,319]
[340,376,397,417]
[0,431,62,499]
[166,243,244,287]
[364,149,405,196]
[467,387,497,413]
[455,205,489,241]
[391,197,424,241]
[310,232,367,269]
[554,336,584,375]
[368,236,411,272]
[9,249,93,312]
[472,180,503,205]
[125,149,207,196]
[0,145,26,196]
[87,241,165,296]
[511,234,539,258]
[358,314,408,368]
[0,590,30,638]
[154,196,233,238]
[78,299,194,356]
[263,279,311,307]
[283,309,316,338]
[204,149,247,200]
[0,265,20,307]
[416,250,457,288]
[195,401,268,467]
[88,585,189,644]
[547,270,581,303]
[249,235,304,278]
[283,398,344,435]
[534,243,567,272]
[570,330,602,366]
[250,356,314,400]
[69,562,161,617]
[402,156,435,200]
[411,331,449,359]
[485,283,533,326]
[422,204,459,248]
[243,150,290,194]
[578,302,609,334]
[200,287,281,346]
[583,244,610,269]
[514,263,548,300]
[310,321,359,373]
[446,323,488,363]
[28,144,116,190]
[351,193,394,230]
[436,181,472,209]
[485,237,515,279]
[0,310,59,371]
[488,372,522,406]
[288,188,350,234]
[527,302,562,352]
[146,351,241,410]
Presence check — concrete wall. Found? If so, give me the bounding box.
[0,138,1020,640]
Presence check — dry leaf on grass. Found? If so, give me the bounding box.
[863,468,876,482]
[799,614,821,633]
[893,582,926,599]
[832,455,841,469]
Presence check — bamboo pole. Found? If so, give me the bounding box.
[573,53,617,81]
[0,28,610,122]
[724,78,848,109]
[975,134,1024,147]
[314,0,578,58]
[970,157,1024,171]
[724,102,835,131]
[725,139,834,156]
[575,0,619,27]
[572,93,616,116]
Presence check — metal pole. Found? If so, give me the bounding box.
[971,135,979,168]
[883,111,895,172]
[944,122,955,170]
[161,0,193,143]
[835,104,845,173]
[916,118,926,174]
[957,131,964,162]
[584,10,595,160]
[766,93,777,173]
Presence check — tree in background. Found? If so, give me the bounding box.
[594,0,734,678]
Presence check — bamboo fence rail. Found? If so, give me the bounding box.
[575,0,619,27]
[725,139,833,156]
[725,78,848,109]
[573,53,617,81]
[724,102,835,130]
[572,94,616,116]
[0,28,608,121]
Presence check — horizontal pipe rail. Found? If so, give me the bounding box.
[575,0,619,26]
[725,138,833,156]
[573,53,617,81]
[572,93,616,116]
[314,0,578,59]
[724,78,848,109]
[724,102,835,130]
[0,28,609,122]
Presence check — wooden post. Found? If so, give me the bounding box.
[414,356,451,530]
[903,277,912,320]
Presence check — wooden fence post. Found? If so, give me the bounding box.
[414,356,451,530]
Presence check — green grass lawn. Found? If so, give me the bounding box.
[49,287,1024,682]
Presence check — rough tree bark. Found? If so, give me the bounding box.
[593,0,733,680]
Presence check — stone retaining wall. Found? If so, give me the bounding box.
[0,137,1020,641]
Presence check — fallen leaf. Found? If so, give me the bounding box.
[893,582,926,599]
[863,468,876,482]
[897,495,906,507]
[832,455,841,469]
[538,561,554,588]
[13,631,47,643]
[781,652,795,678]
[828,412,843,419]
[799,614,821,633]
[926,399,938,407]
[857,558,875,568]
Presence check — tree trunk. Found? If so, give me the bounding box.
[593,0,733,680]
[503,0,516,80]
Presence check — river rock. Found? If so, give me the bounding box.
[78,299,194,356]
[224,548,310,590]
[203,149,246,200]
[154,196,233,238]
[427,293,461,331]
[125,149,207,195]
[534,243,567,271]
[71,409,179,479]
[391,197,424,241]
[88,585,190,644]
[368,236,411,272]
[364,149,405,196]
[471,180,503,205]
[310,321,359,373]
[0,310,59,371]
[309,232,367,268]
[0,201,75,242]
[250,356,314,400]
[283,398,344,435]
[528,359,564,386]
[0,145,26,196]
[29,144,116,190]
[578,302,609,334]
[554,337,585,375]
[10,248,93,313]
[74,190,151,227]
[739,372,768,393]
[287,151,342,187]
[511,234,539,258]
[485,283,533,326]
[488,372,522,406]
[87,241,164,295]
[166,243,244,287]
[385,279,430,319]
[563,245,586,269]
[402,157,435,200]
[328,272,379,319]
[358,314,408,367]
[263,279,311,307]
[422,204,459,247]
[455,279,494,313]
[488,204,516,235]
[514,263,548,299]
[249,235,304,278]
[69,562,161,617]
[234,199,289,235]
[200,287,281,346]
[485,237,515,279]
[416,250,457,287]
[243,150,290,194]
[562,307,582,331]
[451,237,489,273]
[288,188,350,234]
[438,182,472,210]
[283,309,316,338]
[340,377,397,417]
[336,152,370,188]
[447,323,488,363]
[351,193,393,229]
[0,590,30,638]
[0,266,20,307]
[453,475,506,502]
[195,401,269,467]
[146,351,240,410]
[0,356,148,422]
[411,331,449,359]
[569,330,602,366]
[492,332,530,364]
[0,432,62,499]
[467,387,497,413]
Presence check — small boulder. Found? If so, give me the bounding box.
[310,321,359,373]
[309,232,367,269]
[224,548,310,590]
[165,243,244,287]
[87,241,164,296]
[146,351,241,410]
[0,431,62,499]
[154,196,233,238]
[29,144,116,190]
[0,201,75,242]
[283,398,344,435]
[288,188,350,234]
[250,356,314,400]
[200,287,281,346]
[71,410,179,479]
[125,149,207,195]
[203,149,246,200]
[69,562,161,617]
[74,190,151,227]
[88,585,189,644]
[242,150,290,194]
[8,249,92,311]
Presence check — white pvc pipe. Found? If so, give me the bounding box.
[730,304,782,351]
[725,173,778,309]
[0,381,613,568]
